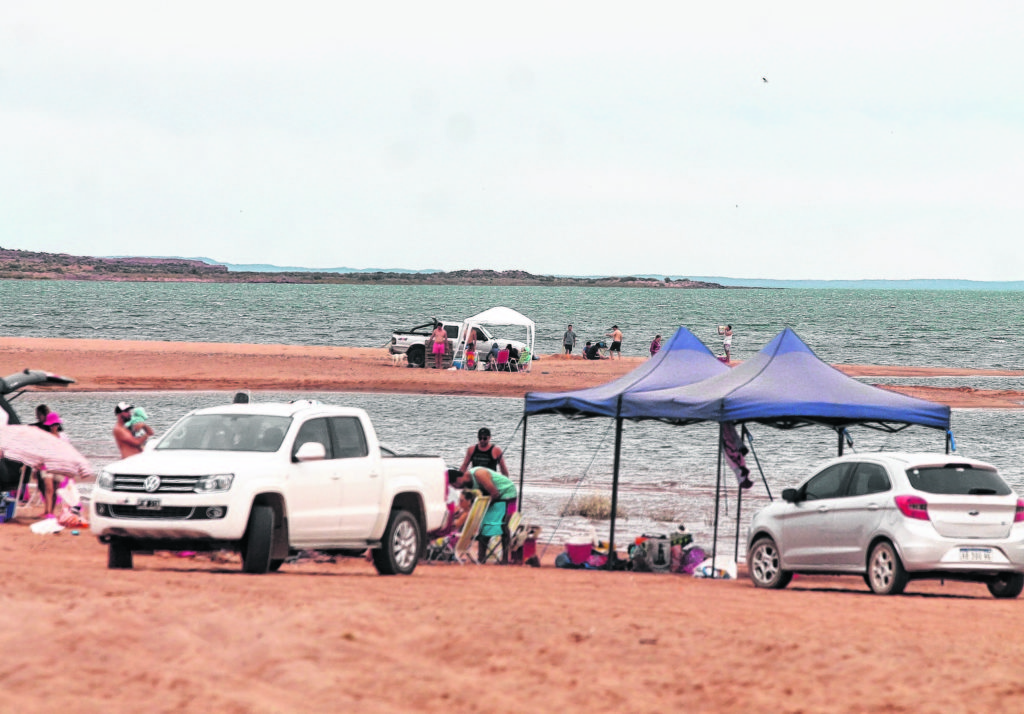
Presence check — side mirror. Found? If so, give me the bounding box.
[294,442,326,462]
[782,488,800,504]
[143,439,157,452]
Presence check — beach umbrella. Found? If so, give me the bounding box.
[0,424,94,480]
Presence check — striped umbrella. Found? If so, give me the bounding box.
[0,424,94,479]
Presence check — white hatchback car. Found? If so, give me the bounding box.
[747,453,1024,598]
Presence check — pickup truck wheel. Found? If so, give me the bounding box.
[372,510,421,576]
[241,505,275,574]
[269,559,285,572]
[108,538,133,570]
[406,345,425,368]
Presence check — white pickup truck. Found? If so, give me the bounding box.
[90,400,448,575]
[390,319,527,368]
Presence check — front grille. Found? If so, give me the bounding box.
[112,475,201,493]
[108,505,196,519]
[98,504,228,520]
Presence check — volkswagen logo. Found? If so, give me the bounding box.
[143,475,162,493]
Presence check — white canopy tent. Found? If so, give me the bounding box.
[455,306,536,366]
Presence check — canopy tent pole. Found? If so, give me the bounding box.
[837,428,844,456]
[734,478,743,563]
[517,415,527,511]
[606,399,624,568]
[711,423,724,578]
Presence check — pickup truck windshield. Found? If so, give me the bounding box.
[157,414,293,452]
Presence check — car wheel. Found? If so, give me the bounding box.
[269,559,285,572]
[867,541,908,595]
[987,573,1024,599]
[406,345,425,368]
[747,537,792,589]
[371,510,421,576]
[241,505,275,574]
[108,537,134,570]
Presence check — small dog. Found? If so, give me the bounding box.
[391,353,407,367]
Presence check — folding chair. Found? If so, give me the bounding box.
[453,495,491,564]
[493,349,511,372]
[484,509,522,564]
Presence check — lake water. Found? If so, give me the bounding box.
[3,279,1024,557]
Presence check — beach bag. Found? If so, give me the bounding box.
[630,535,672,573]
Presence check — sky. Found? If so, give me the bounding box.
[2,2,1023,280]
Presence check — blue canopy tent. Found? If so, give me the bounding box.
[520,326,730,561]
[520,327,952,568]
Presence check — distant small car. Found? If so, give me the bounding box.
[747,453,1024,598]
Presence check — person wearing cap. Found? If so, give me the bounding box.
[458,427,509,477]
[606,324,623,359]
[113,402,154,458]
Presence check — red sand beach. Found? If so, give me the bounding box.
[3,336,1024,713]
[2,336,1023,407]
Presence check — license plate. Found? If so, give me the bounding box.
[959,548,993,562]
[137,498,162,511]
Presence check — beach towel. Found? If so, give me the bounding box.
[722,422,753,489]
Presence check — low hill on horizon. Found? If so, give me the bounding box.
[0,248,729,289]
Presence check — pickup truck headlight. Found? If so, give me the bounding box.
[97,470,115,490]
[194,474,234,493]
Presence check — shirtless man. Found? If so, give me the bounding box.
[606,325,623,359]
[113,402,154,458]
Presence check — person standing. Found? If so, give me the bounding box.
[458,427,509,477]
[562,324,577,355]
[606,325,623,359]
[718,324,733,363]
[649,334,662,357]
[429,322,448,369]
[114,401,154,458]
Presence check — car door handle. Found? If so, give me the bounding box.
[867,504,880,510]
[816,506,829,512]
[369,471,380,479]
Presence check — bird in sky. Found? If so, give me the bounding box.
[762,77,768,83]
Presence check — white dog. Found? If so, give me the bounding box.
[391,353,407,367]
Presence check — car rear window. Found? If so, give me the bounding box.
[906,464,1012,496]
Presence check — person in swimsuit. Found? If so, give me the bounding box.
[458,427,509,476]
[718,324,733,363]
[430,322,447,369]
[606,325,623,359]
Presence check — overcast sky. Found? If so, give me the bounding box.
[2,2,1023,280]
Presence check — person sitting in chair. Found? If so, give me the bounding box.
[506,344,520,365]
[484,342,500,370]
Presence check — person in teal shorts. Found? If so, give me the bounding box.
[453,466,518,563]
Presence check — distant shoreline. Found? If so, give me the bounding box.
[0,248,741,288]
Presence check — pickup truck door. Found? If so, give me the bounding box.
[329,416,383,540]
[287,418,344,544]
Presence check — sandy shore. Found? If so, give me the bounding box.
[2,336,1023,408]
[4,336,1024,713]
[4,513,1024,714]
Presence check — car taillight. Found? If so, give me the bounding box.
[895,494,930,521]
[1015,499,1024,523]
